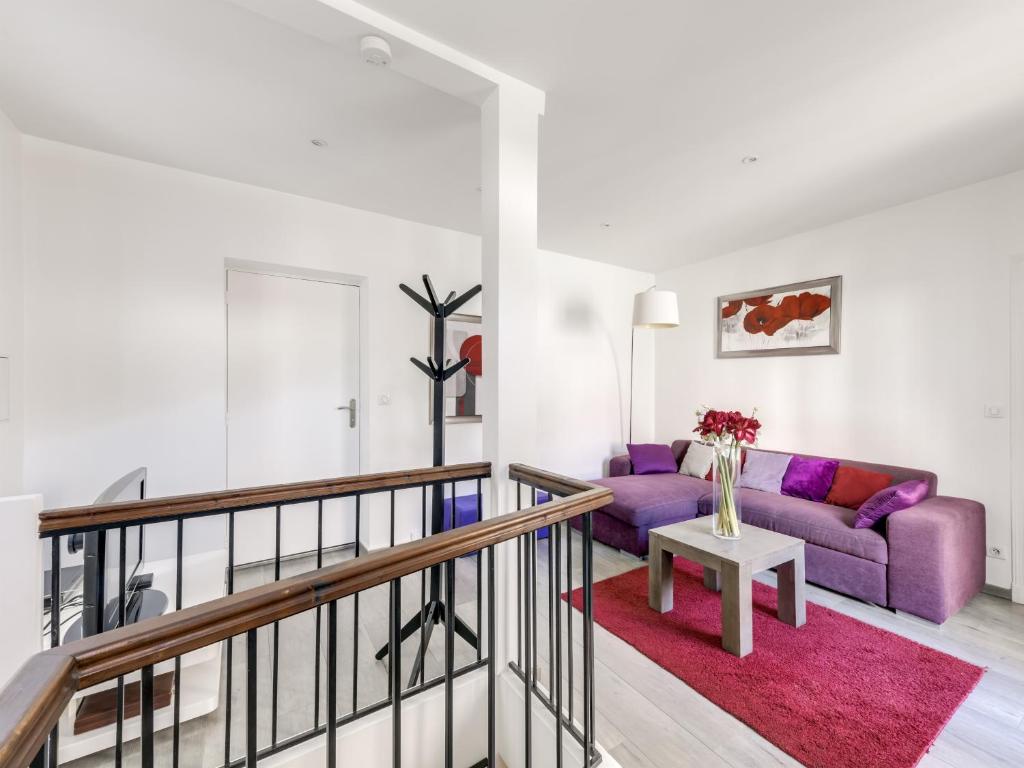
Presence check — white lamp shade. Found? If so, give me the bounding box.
[633,289,679,328]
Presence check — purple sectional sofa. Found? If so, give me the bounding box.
[591,439,986,624]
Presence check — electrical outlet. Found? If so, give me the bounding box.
[984,404,1006,419]
[988,546,1006,560]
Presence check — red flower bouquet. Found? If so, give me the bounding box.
[694,407,761,538]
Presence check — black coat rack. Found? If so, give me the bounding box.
[375,274,482,685]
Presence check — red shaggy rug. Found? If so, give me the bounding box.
[568,560,983,768]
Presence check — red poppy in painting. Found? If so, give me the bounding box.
[721,300,743,318]
[744,295,773,307]
[743,304,793,336]
[795,291,831,320]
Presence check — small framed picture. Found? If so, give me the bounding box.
[429,313,482,423]
[716,276,842,358]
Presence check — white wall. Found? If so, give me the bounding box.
[537,249,654,480]
[655,169,1024,589]
[20,138,652,553]
[21,137,481,552]
[0,108,23,496]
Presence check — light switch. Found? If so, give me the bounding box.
[984,404,1005,419]
[378,394,392,406]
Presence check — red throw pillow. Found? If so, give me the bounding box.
[825,466,893,509]
[704,449,747,481]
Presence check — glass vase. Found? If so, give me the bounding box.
[712,442,742,539]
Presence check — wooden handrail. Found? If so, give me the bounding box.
[0,655,77,768]
[38,462,492,536]
[2,464,612,765]
[508,463,604,497]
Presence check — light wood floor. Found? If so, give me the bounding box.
[558,535,1024,768]
[67,532,1024,768]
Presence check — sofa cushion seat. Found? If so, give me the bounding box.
[593,474,710,528]
[698,489,889,565]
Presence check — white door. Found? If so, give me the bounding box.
[226,269,360,565]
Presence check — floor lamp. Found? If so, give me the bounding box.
[630,287,679,443]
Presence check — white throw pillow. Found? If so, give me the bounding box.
[679,441,714,479]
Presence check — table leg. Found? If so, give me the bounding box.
[702,567,720,592]
[648,537,674,613]
[777,550,806,628]
[721,562,752,657]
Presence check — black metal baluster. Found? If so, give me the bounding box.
[391,578,402,768]
[548,515,555,696]
[272,505,281,747]
[531,487,538,689]
[476,478,483,663]
[116,527,126,768]
[445,557,455,768]
[314,499,323,728]
[390,490,396,547]
[48,539,60,768]
[246,629,258,768]
[582,513,594,767]
[487,544,496,768]
[352,494,361,713]
[566,519,574,727]
[554,522,563,767]
[419,486,427,687]
[516,484,522,668]
[141,664,155,768]
[328,600,338,768]
[173,518,183,768]
[523,532,533,768]
[225,512,235,768]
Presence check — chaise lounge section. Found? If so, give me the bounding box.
[591,440,985,624]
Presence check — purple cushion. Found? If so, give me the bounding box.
[591,474,708,528]
[737,450,793,494]
[781,456,839,502]
[627,443,677,475]
[854,480,929,529]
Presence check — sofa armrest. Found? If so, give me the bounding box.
[609,454,633,477]
[886,496,986,623]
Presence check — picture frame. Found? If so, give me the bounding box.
[428,312,483,424]
[715,276,842,358]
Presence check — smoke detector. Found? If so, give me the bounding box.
[360,35,392,68]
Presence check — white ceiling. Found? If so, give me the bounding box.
[0,0,482,234]
[357,0,1024,271]
[2,1,1024,273]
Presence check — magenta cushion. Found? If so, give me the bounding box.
[627,443,677,475]
[781,456,840,502]
[854,480,929,529]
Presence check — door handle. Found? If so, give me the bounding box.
[336,398,357,428]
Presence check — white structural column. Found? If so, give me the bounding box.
[480,82,544,663]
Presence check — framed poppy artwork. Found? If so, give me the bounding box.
[716,276,842,358]
[429,313,483,423]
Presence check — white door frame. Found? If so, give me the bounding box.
[223,258,370,487]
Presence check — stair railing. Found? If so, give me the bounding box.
[0,463,611,768]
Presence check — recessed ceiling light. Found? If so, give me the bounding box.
[741,155,759,164]
[601,223,612,228]
[311,139,328,148]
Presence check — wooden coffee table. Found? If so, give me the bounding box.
[648,516,806,657]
